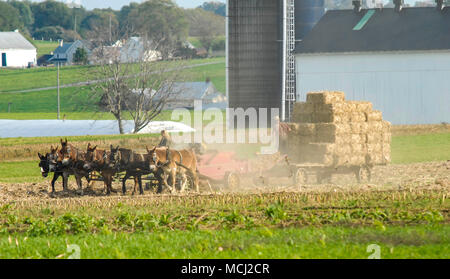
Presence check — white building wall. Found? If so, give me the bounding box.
[0,49,36,68]
[296,51,450,125]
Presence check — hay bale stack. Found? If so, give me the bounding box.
[287,91,391,166]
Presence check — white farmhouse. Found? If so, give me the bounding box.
[120,37,162,63]
[0,31,37,68]
[295,5,450,125]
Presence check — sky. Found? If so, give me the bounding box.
[25,0,419,10]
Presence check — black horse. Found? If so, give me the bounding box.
[38,145,90,196]
[38,147,65,195]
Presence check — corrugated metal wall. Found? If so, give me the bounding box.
[296,51,450,125]
[228,0,283,113]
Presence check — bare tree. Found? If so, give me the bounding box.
[89,38,185,134]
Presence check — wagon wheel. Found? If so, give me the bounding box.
[182,174,196,193]
[293,168,307,189]
[226,172,240,190]
[356,166,372,183]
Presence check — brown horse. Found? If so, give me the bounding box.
[83,144,121,195]
[146,146,199,194]
[117,148,155,195]
[57,138,91,195]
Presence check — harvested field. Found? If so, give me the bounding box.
[0,160,448,259]
[0,123,448,259]
[0,161,447,202]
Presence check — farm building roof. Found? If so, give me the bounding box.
[168,81,220,100]
[53,42,74,54]
[0,32,36,50]
[295,7,450,54]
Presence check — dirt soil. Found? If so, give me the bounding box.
[0,161,448,203]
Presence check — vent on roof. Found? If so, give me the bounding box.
[352,0,362,13]
[353,10,375,31]
[436,0,445,10]
[394,0,404,12]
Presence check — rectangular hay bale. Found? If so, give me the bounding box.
[367,110,383,122]
[350,112,367,123]
[292,112,312,123]
[293,102,315,114]
[306,91,346,104]
[348,101,373,113]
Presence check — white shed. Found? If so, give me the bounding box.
[295,7,450,125]
[0,31,37,68]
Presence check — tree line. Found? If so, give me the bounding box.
[0,0,225,52]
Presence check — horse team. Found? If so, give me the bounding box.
[38,139,199,196]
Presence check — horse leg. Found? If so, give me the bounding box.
[85,174,93,190]
[138,175,144,195]
[170,168,177,194]
[51,172,60,194]
[132,174,138,196]
[156,171,164,194]
[62,172,69,192]
[108,174,117,193]
[105,175,112,195]
[179,171,187,193]
[193,172,200,193]
[75,174,83,195]
[161,171,172,193]
[122,172,129,194]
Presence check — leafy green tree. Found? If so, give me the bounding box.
[0,2,23,31]
[80,10,119,45]
[127,0,188,59]
[31,0,73,30]
[33,26,80,41]
[117,2,140,37]
[73,47,88,65]
[198,1,226,17]
[8,0,34,29]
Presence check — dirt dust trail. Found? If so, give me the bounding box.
[0,161,448,203]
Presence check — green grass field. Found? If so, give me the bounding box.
[0,58,225,115]
[0,189,447,259]
[0,57,224,93]
[391,133,450,164]
[33,40,59,58]
[0,225,447,259]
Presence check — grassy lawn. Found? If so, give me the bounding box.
[0,225,447,259]
[0,57,225,93]
[0,161,41,183]
[33,40,59,58]
[0,59,225,114]
[185,60,225,93]
[0,87,97,113]
[391,133,450,164]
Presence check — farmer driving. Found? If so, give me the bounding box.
[158,130,172,148]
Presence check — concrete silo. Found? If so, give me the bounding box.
[227,0,325,122]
